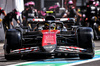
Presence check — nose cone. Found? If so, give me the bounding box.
[43,44,56,52]
[41,30,60,52]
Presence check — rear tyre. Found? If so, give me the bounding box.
[77,27,95,59]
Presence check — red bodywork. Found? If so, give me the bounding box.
[41,30,60,47]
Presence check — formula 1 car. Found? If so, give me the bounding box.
[4,12,95,60]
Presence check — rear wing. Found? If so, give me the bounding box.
[28,18,75,22]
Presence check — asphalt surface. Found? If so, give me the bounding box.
[0,40,100,66]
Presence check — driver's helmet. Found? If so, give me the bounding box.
[51,23,56,29]
[44,23,49,29]
[68,0,73,5]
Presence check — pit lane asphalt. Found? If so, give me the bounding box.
[0,40,100,66]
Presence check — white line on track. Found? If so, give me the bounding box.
[62,49,100,66]
[7,49,100,66]
[62,58,100,66]
[7,61,36,66]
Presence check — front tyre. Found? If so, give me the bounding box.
[77,27,95,59]
[4,39,21,60]
[79,44,94,59]
[4,29,22,60]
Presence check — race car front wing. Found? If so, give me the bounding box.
[10,46,89,55]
